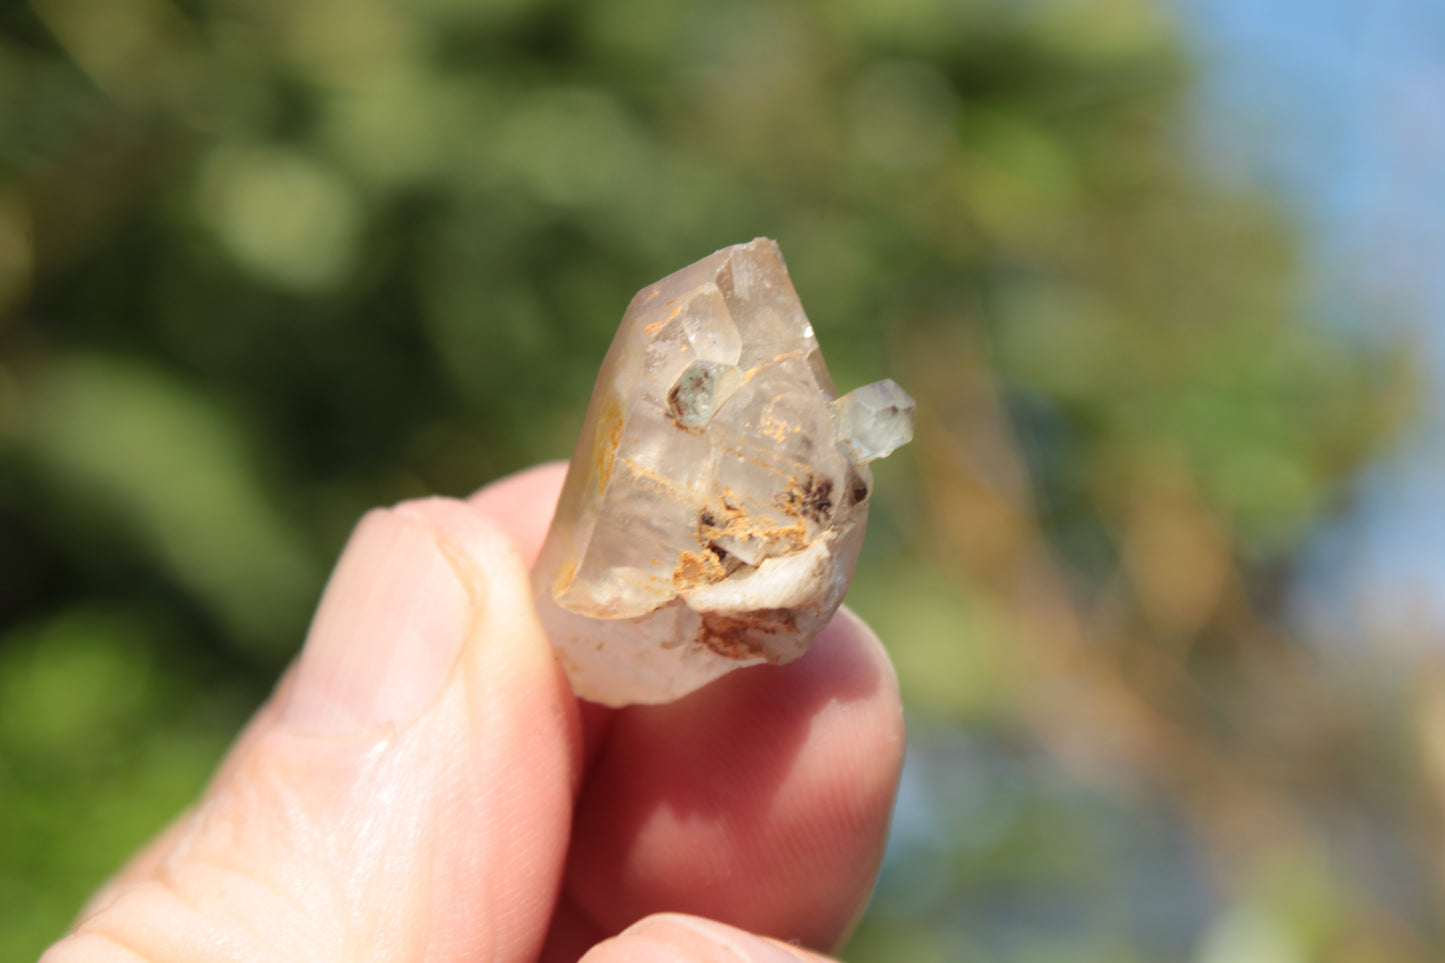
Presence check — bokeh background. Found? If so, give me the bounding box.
[1,0,1441,959]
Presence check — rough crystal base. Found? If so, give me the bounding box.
[531,238,913,706]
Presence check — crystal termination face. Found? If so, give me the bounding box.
[531,238,915,706]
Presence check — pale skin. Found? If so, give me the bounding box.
[42,463,905,963]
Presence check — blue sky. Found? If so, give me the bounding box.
[1172,0,1445,652]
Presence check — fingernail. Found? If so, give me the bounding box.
[617,915,805,963]
[282,504,481,734]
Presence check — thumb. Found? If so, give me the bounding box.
[45,496,581,963]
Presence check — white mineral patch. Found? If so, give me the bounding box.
[679,536,835,616]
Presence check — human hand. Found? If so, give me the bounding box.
[41,463,904,962]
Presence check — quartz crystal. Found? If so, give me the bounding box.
[532,238,915,706]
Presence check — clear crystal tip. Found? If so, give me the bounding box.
[831,379,916,464]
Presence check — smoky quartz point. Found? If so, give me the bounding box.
[532,238,914,706]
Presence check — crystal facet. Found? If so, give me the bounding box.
[831,378,916,463]
[532,238,914,706]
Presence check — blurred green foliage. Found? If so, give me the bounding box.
[0,0,1424,959]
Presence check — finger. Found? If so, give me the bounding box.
[469,461,569,566]
[78,669,299,917]
[481,461,904,949]
[565,607,904,951]
[470,461,620,763]
[47,496,580,963]
[582,914,838,963]
[537,896,608,963]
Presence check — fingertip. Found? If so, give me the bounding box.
[280,496,548,735]
[583,914,823,963]
[817,605,904,752]
[801,605,900,712]
[469,462,569,565]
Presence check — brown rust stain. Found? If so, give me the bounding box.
[590,393,625,493]
[845,469,870,508]
[715,488,808,549]
[670,484,815,592]
[757,409,792,444]
[644,301,683,336]
[672,549,729,591]
[622,458,690,499]
[736,347,811,388]
[696,609,799,661]
[552,558,577,596]
[774,474,834,525]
